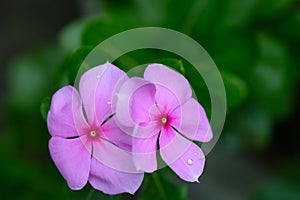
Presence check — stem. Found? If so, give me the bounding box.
[86,187,95,200]
[151,173,168,200]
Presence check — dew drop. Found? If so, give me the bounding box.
[193,153,197,156]
[96,75,100,79]
[107,101,111,105]
[187,159,193,165]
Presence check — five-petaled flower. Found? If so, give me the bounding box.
[47,63,143,194]
[115,64,212,182]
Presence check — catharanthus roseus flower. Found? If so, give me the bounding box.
[115,64,212,182]
[47,63,143,194]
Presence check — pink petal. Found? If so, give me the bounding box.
[89,157,144,195]
[101,117,132,152]
[172,98,212,142]
[48,136,91,190]
[114,77,156,135]
[79,62,126,124]
[159,130,205,182]
[154,85,181,113]
[130,83,156,124]
[47,86,88,138]
[144,64,192,106]
[92,137,138,173]
[133,121,161,139]
[159,126,177,149]
[132,133,159,172]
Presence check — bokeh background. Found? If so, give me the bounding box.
[1,0,300,199]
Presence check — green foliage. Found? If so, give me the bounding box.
[221,71,248,109]
[250,33,295,119]
[40,97,50,121]
[139,171,187,200]
[60,46,93,85]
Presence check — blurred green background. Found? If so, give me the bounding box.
[1,0,300,199]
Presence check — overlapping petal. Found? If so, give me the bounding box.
[144,64,192,105]
[114,77,156,133]
[154,85,181,113]
[172,98,212,142]
[89,158,144,195]
[49,136,91,189]
[132,134,159,172]
[79,62,126,124]
[47,86,88,138]
[92,137,138,173]
[129,84,156,124]
[101,117,132,151]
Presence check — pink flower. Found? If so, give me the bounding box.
[115,64,212,182]
[47,63,143,194]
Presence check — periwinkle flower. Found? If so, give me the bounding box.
[47,63,143,194]
[115,64,212,182]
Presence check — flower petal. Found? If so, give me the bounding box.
[79,62,126,124]
[132,133,159,172]
[172,98,212,142]
[133,121,161,139]
[47,86,88,138]
[92,137,138,173]
[89,157,144,195]
[169,143,205,182]
[114,77,156,135]
[155,85,181,113]
[144,64,192,105]
[101,117,132,152]
[48,136,91,190]
[159,130,205,182]
[130,83,156,124]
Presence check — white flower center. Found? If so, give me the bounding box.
[90,130,97,137]
[161,117,167,124]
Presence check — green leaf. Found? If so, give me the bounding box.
[132,0,165,25]
[58,18,89,54]
[221,0,258,27]
[250,162,300,199]
[58,46,93,85]
[225,103,272,150]
[139,171,187,200]
[277,11,300,43]
[221,70,248,109]
[7,44,62,110]
[254,0,294,19]
[81,10,140,47]
[86,188,122,200]
[209,29,258,78]
[249,33,296,119]
[40,97,50,121]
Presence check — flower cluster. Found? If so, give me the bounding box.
[47,62,212,195]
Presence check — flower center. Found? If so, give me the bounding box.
[161,116,167,124]
[89,130,97,138]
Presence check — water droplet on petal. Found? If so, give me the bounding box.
[96,75,100,79]
[193,153,197,156]
[187,159,193,165]
[107,101,111,105]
